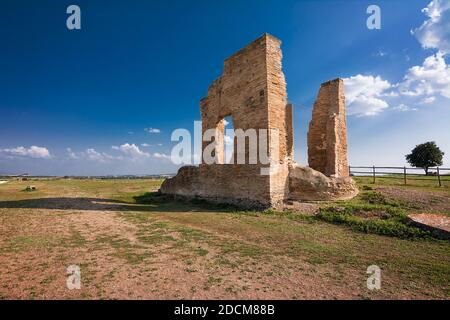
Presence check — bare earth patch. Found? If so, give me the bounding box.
[376,186,450,213]
[0,179,449,300]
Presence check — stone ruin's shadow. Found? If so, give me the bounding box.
[0,193,237,213]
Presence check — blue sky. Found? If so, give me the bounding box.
[1,0,449,175]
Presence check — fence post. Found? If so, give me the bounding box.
[403,166,407,185]
[348,165,351,176]
[372,165,376,184]
[437,167,442,187]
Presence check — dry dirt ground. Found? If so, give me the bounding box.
[0,178,449,300]
[376,186,450,213]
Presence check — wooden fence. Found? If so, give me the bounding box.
[349,166,450,187]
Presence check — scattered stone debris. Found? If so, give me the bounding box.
[279,201,321,215]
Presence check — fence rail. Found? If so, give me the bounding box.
[349,166,450,187]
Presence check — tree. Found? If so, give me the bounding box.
[405,141,444,175]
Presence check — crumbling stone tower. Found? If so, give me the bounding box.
[160,34,357,208]
[308,79,349,177]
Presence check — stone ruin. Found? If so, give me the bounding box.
[160,34,358,208]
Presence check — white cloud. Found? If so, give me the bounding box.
[397,52,450,99]
[393,104,417,112]
[153,152,170,159]
[85,149,116,162]
[419,96,436,104]
[66,147,78,159]
[0,146,51,159]
[373,50,387,57]
[144,127,161,134]
[343,1,450,117]
[85,148,108,162]
[344,55,450,115]
[141,143,163,147]
[67,148,114,163]
[111,143,150,159]
[66,143,169,164]
[343,75,392,116]
[412,0,450,54]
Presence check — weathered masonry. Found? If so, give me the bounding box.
[160,34,358,208]
[308,79,349,177]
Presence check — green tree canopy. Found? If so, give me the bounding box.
[405,141,444,175]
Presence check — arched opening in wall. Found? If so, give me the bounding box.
[223,116,234,164]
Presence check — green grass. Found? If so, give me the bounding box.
[354,176,450,194]
[0,177,449,299]
[317,204,431,239]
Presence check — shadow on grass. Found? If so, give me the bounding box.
[0,192,239,213]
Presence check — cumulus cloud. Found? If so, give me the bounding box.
[85,148,110,162]
[111,143,150,159]
[344,1,450,117]
[66,143,169,164]
[144,127,161,134]
[412,0,450,54]
[397,52,450,99]
[66,147,78,159]
[419,96,436,104]
[67,148,114,163]
[343,75,392,116]
[393,104,417,112]
[84,149,114,162]
[343,63,449,116]
[152,152,170,159]
[0,146,51,159]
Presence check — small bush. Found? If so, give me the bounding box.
[359,191,397,206]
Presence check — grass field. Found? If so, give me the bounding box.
[0,177,449,299]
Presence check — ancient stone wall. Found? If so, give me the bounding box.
[200,34,271,165]
[160,165,271,208]
[307,79,349,177]
[160,34,357,208]
[162,34,290,207]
